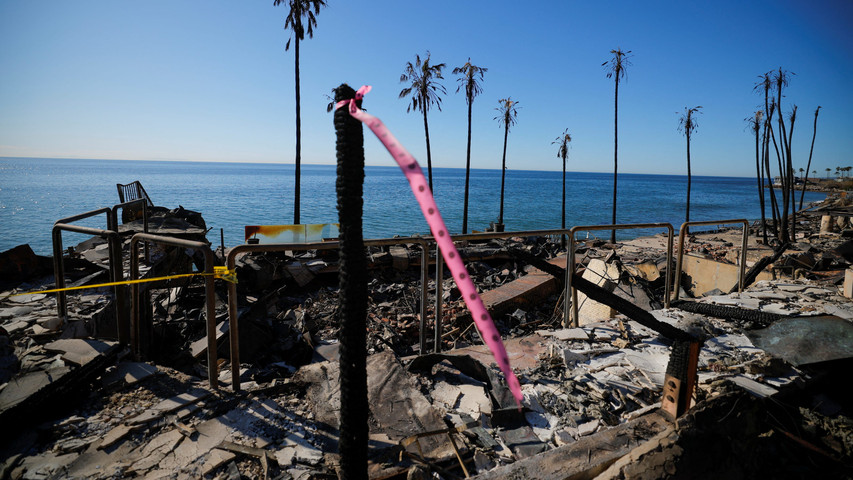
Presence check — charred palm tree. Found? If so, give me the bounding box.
[274,0,326,225]
[453,59,487,234]
[553,129,572,245]
[747,111,768,243]
[678,106,702,227]
[602,48,632,243]
[755,72,780,239]
[800,106,822,209]
[494,98,519,229]
[768,68,794,242]
[399,52,446,192]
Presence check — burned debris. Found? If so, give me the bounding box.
[1,194,853,479]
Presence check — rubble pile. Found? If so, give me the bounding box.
[1,198,853,478]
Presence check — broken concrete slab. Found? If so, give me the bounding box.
[479,264,559,320]
[682,254,772,297]
[536,327,589,341]
[127,388,211,425]
[101,362,159,388]
[295,350,452,462]
[43,338,116,367]
[0,367,71,412]
[471,411,670,480]
[576,258,620,325]
[727,374,780,398]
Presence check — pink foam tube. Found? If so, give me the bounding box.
[337,85,523,408]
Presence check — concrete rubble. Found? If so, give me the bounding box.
[1,197,852,479]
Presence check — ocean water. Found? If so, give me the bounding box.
[0,157,826,256]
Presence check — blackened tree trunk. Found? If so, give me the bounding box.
[686,131,692,225]
[333,85,368,479]
[423,108,433,192]
[293,36,302,225]
[498,124,508,226]
[611,77,619,244]
[755,122,767,243]
[562,156,566,230]
[800,107,820,209]
[463,99,472,233]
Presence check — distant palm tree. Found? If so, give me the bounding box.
[553,129,572,246]
[603,48,632,243]
[494,98,519,228]
[827,168,832,179]
[453,59,487,234]
[678,106,702,226]
[399,51,446,192]
[274,0,326,225]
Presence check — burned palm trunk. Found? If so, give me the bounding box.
[334,84,368,479]
[661,339,700,420]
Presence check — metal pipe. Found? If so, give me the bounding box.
[51,222,122,339]
[673,219,749,301]
[51,207,112,321]
[419,243,429,355]
[109,199,149,343]
[55,207,113,226]
[111,198,149,262]
[434,245,443,353]
[225,236,432,391]
[130,233,218,389]
[565,223,675,327]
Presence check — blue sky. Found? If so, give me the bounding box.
[1,0,851,177]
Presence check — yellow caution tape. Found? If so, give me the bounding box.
[213,266,238,284]
[6,267,238,298]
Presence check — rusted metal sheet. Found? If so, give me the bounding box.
[746,315,853,366]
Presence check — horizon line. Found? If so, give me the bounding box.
[1,155,762,179]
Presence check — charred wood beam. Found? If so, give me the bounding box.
[508,248,693,341]
[671,300,786,327]
[729,242,789,294]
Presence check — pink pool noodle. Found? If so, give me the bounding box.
[337,85,523,408]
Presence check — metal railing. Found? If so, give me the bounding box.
[51,202,151,343]
[566,223,675,327]
[112,199,149,262]
[224,237,431,391]
[673,219,749,301]
[129,233,218,388]
[51,208,125,337]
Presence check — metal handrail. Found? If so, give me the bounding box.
[566,223,675,327]
[130,233,218,388]
[111,198,150,262]
[673,219,749,301]
[51,208,117,326]
[224,237,431,391]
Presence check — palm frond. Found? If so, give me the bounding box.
[275,0,326,46]
[453,58,488,105]
[552,128,572,160]
[494,97,520,130]
[677,106,702,135]
[603,48,632,80]
[399,51,446,115]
